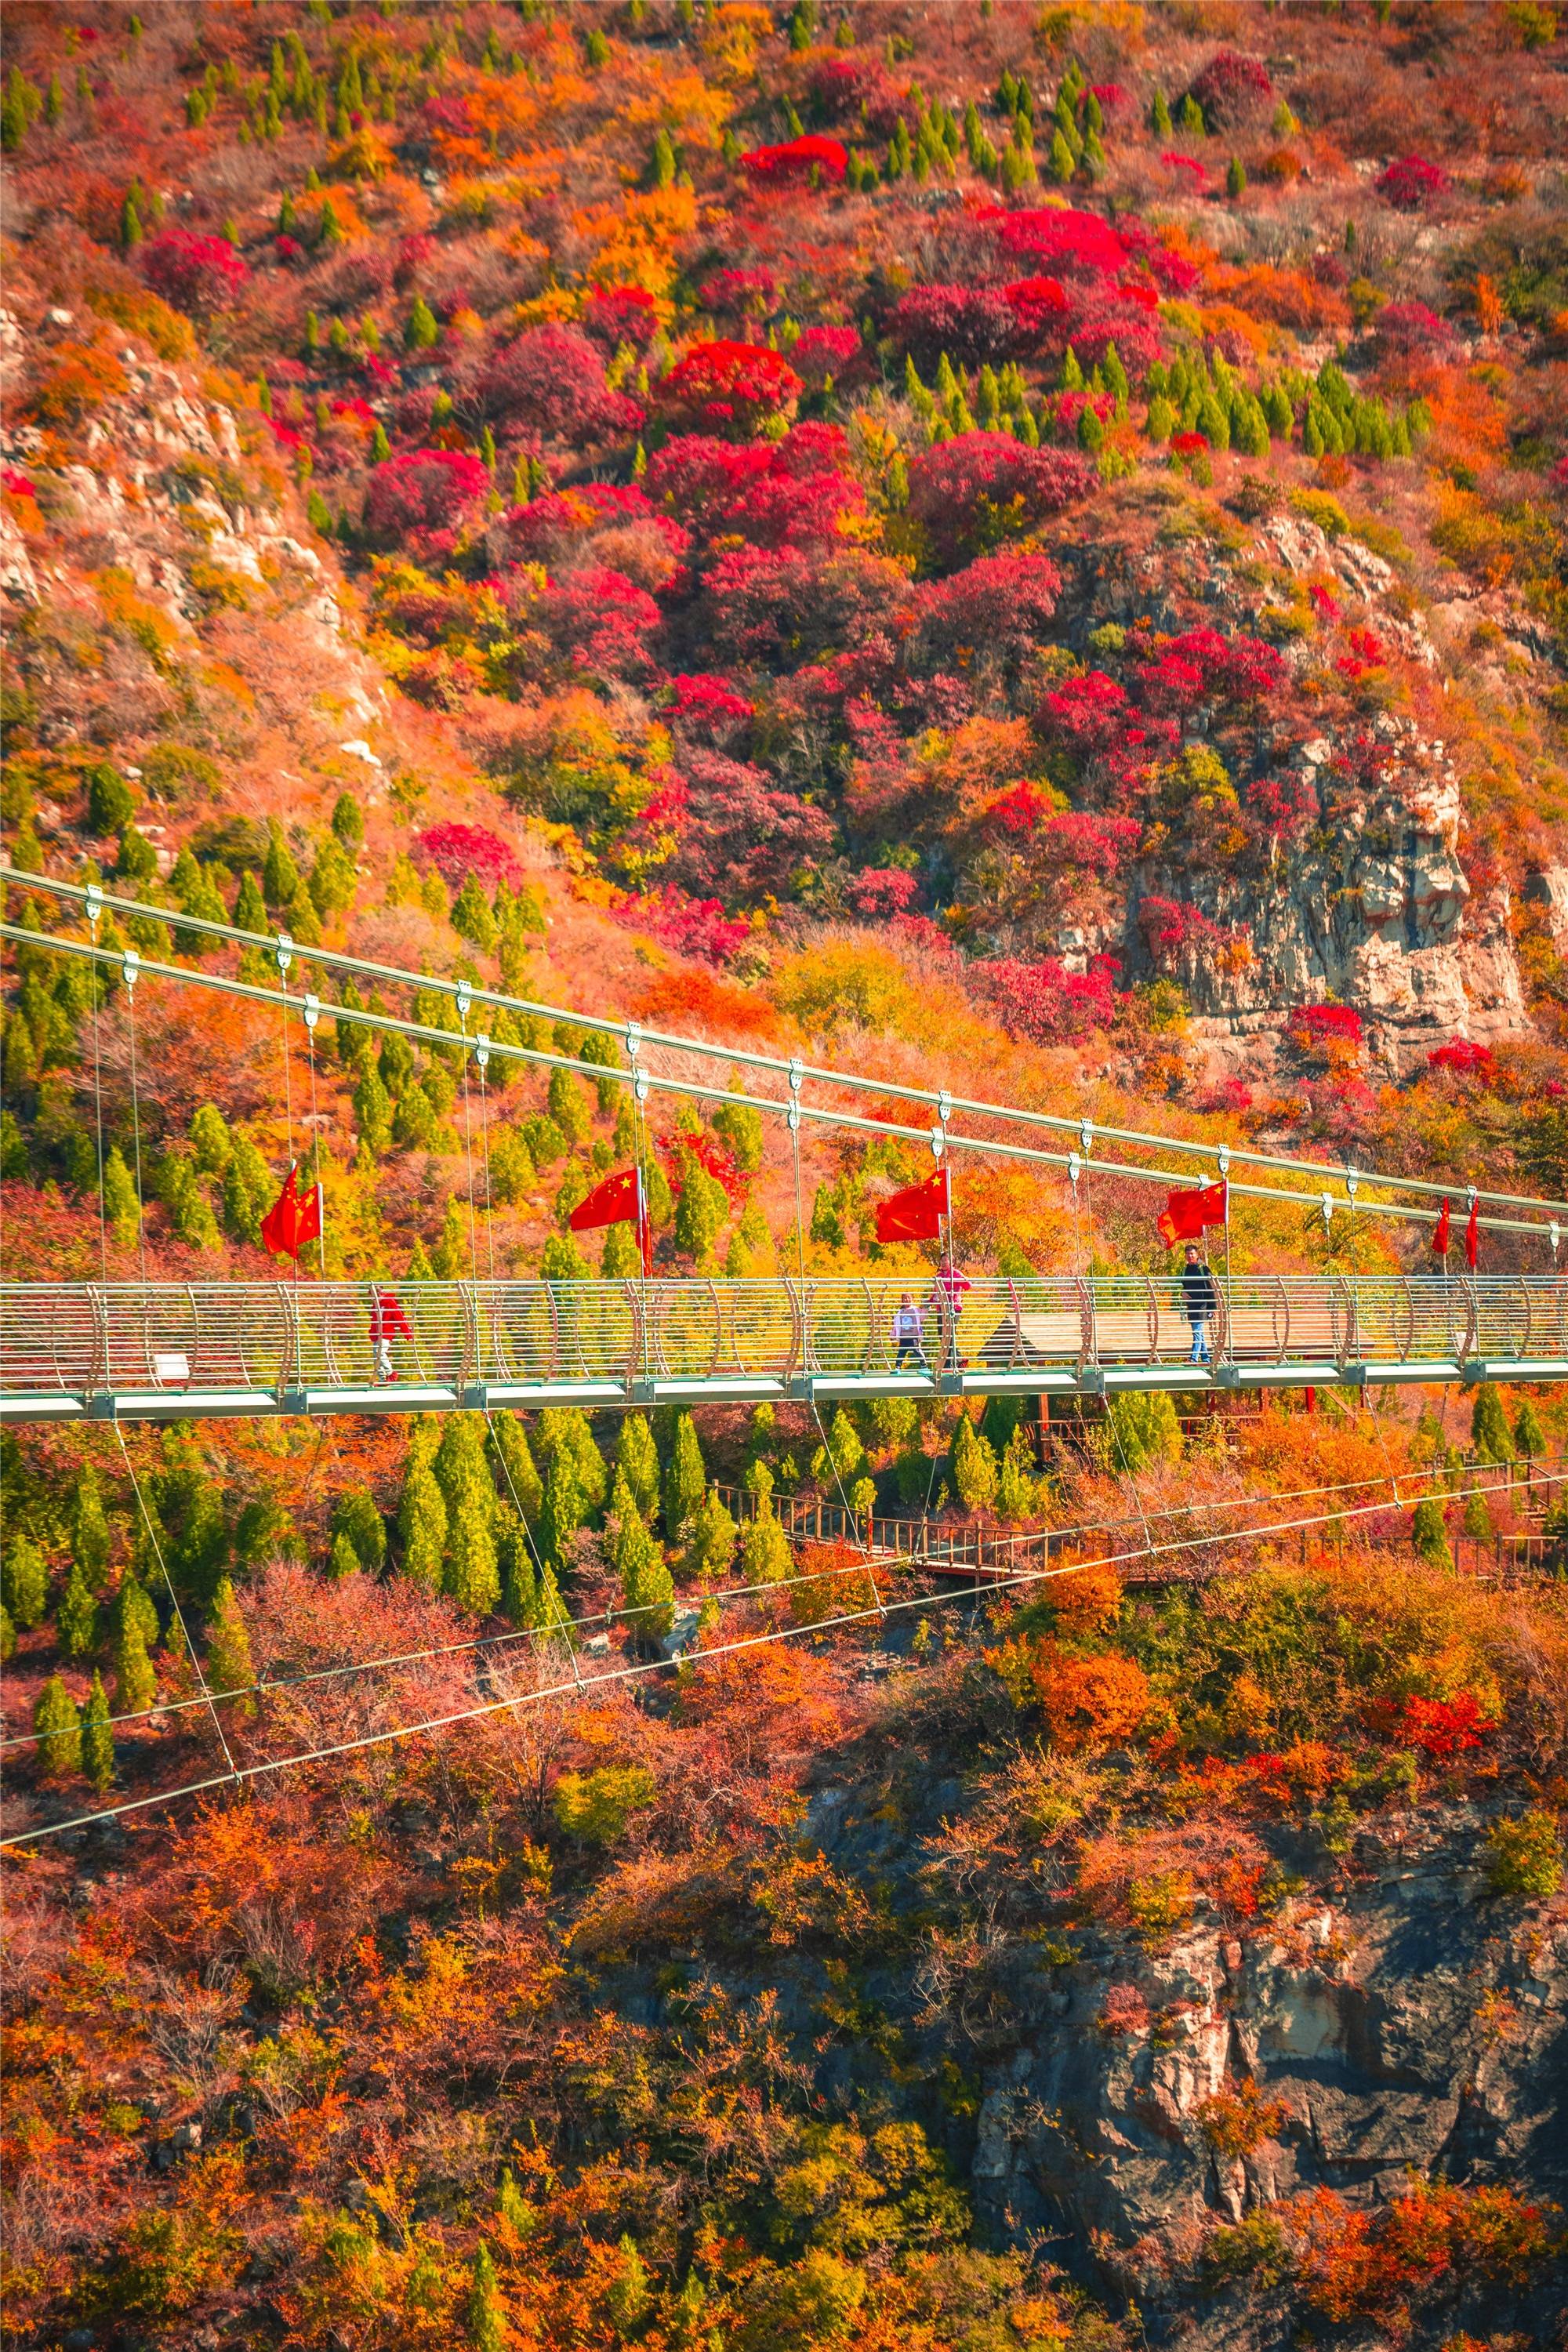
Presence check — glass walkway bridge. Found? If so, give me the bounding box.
[4,1271,1566,1425]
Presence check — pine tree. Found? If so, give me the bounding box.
[103,1146,141,1248]
[398,1462,448,1589]
[1412,1497,1452,1568]
[329,1490,386,1578]
[2,1530,48,1631]
[952,1415,999,1512]
[602,1220,642,1277]
[1461,1489,1494,1545]
[684,1487,737,1581]
[662,1412,706,1537]
[1514,1401,1546,1460]
[742,1503,790,1587]
[1226,154,1246,198]
[1151,88,1172,134]
[488,1414,543,1525]
[34,1675,82,1778]
[114,1571,160,1653]
[446,1495,500,1614]
[71,1467,114,1589]
[263,821,300,908]
[113,1608,157,1716]
[539,1444,586,1569]
[466,2243,506,2352]
[996,1432,1036,1524]
[499,1510,538,1625]
[56,1563,100,1659]
[81,1671,115,1792]
[1179,92,1204,135]
[612,1478,674,1639]
[1471,1382,1513,1465]
[616,1415,660,1523]
[406,294,438,349]
[328,1530,360,1580]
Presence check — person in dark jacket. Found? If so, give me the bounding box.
[1181,1243,1218,1364]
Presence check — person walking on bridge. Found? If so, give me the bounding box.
[1181,1242,1218,1366]
[892,1291,928,1371]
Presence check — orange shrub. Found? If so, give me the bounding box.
[989,1637,1151,1748]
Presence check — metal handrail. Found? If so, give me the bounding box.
[4,1272,1564,1418]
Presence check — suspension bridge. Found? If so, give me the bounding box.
[5,865,1568,1427]
[5,1269,1568,1425]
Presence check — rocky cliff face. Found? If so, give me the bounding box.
[1054,498,1537,1080]
[796,1733,1568,2348]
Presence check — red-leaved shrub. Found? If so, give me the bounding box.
[140,229,249,314]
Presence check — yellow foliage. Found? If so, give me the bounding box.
[574,186,697,296]
[620,65,735,148]
[512,286,583,327]
[702,2,775,77]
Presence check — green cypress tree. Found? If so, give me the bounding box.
[103,1146,141,1249]
[262,820,300,909]
[612,1475,675,1639]
[328,1530,361,1580]
[1471,1383,1513,1464]
[952,1415,999,1512]
[233,869,268,933]
[113,1571,160,1653]
[615,1414,660,1523]
[112,1609,157,1716]
[662,1412,706,1538]
[446,1495,500,1614]
[499,1509,538,1625]
[1412,1497,1452,1568]
[466,2243,506,2352]
[82,1671,115,1792]
[332,1486,387,1574]
[601,1220,642,1277]
[405,294,438,348]
[397,1462,448,1589]
[1,1603,13,1662]
[71,1467,114,1590]
[1226,154,1246,198]
[34,1675,82,1778]
[557,1411,607,1515]
[684,1487,737,1582]
[2,1530,48,1631]
[488,1414,543,1526]
[741,1502,790,1587]
[996,1432,1036,1523]
[56,1563,100,1659]
[1151,88,1172,134]
[539,1443,586,1569]
[1514,1401,1546,1461]
[1178,92,1204,134]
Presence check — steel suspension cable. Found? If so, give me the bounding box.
[9,1457,1559,1855]
[122,949,149,1287]
[6,919,1561,1243]
[85,891,110,1285]
[114,1425,237,1781]
[13,866,1563,1223]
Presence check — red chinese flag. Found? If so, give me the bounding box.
[876,1164,950,1244]
[1432,1196,1451,1255]
[1156,1179,1227,1250]
[570,1166,643,1233]
[260,1164,300,1260]
[261,1164,323,1261]
[1464,1194,1479,1270]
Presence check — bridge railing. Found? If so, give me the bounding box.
[5,1272,1566,1404]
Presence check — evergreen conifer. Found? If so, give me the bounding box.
[34,1675,82,1778]
[662,1413,706,1537]
[82,1671,115,1791]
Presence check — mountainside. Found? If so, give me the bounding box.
[3,5,1568,2350]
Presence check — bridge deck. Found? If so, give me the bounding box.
[3,1274,1566,1424]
